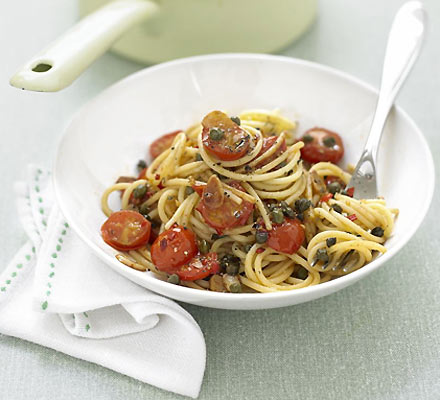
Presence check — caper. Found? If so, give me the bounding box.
[326,237,337,247]
[226,263,240,275]
[255,231,268,244]
[198,239,210,254]
[280,201,295,218]
[271,208,285,224]
[316,248,329,263]
[185,186,195,196]
[327,181,342,194]
[230,116,241,125]
[296,213,304,222]
[296,267,308,280]
[220,254,240,274]
[195,153,203,161]
[167,274,180,285]
[323,136,336,147]
[295,198,311,213]
[139,202,149,216]
[209,128,224,141]
[137,159,147,171]
[302,134,313,144]
[133,184,147,199]
[229,282,242,293]
[332,204,343,214]
[371,227,384,237]
[244,244,253,253]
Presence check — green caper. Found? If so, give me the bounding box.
[327,181,342,194]
[244,244,253,253]
[195,153,203,162]
[371,227,384,237]
[326,237,337,247]
[226,263,240,275]
[296,213,304,222]
[229,282,242,293]
[185,186,195,196]
[167,274,180,285]
[296,267,308,280]
[220,254,240,274]
[302,134,313,144]
[295,198,311,213]
[323,136,336,147]
[255,231,268,244]
[198,239,210,254]
[271,208,285,224]
[230,116,241,125]
[209,128,224,141]
[137,159,147,171]
[139,202,149,216]
[332,204,343,214]
[280,201,295,218]
[316,248,329,263]
[133,184,147,199]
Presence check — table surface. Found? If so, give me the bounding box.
[1,1,439,399]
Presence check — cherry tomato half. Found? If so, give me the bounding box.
[256,136,287,168]
[266,218,305,255]
[202,111,251,161]
[150,130,182,159]
[101,210,151,251]
[175,253,220,281]
[150,225,198,273]
[300,127,344,164]
[195,176,254,232]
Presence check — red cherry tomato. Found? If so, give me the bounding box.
[175,253,220,281]
[202,111,251,161]
[195,176,254,232]
[255,136,287,168]
[300,127,344,164]
[150,225,198,273]
[266,218,305,255]
[150,130,182,159]
[101,210,151,251]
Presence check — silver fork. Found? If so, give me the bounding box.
[348,1,426,199]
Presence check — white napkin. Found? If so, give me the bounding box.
[0,165,206,398]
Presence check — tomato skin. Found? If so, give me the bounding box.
[150,130,182,159]
[320,193,333,203]
[256,136,287,168]
[150,225,198,273]
[266,218,305,255]
[195,179,254,232]
[300,127,344,164]
[101,210,151,251]
[202,111,251,161]
[175,253,220,281]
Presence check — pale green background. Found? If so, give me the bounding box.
[1,1,439,399]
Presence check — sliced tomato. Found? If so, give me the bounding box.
[202,111,251,161]
[150,130,182,159]
[300,127,344,164]
[266,218,305,255]
[101,210,151,251]
[175,253,220,281]
[320,193,333,203]
[195,176,254,232]
[256,136,287,168]
[150,225,198,273]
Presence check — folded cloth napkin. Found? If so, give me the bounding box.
[0,165,206,398]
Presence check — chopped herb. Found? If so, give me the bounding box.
[323,136,336,147]
[326,237,337,247]
[302,134,313,144]
[244,244,252,253]
[244,165,252,173]
[296,267,308,280]
[209,128,224,141]
[167,195,174,201]
[371,227,384,237]
[133,184,147,199]
[230,116,241,125]
[185,186,195,196]
[137,160,147,171]
[211,233,226,240]
[255,231,268,244]
[195,153,203,161]
[278,161,287,168]
[167,274,180,285]
[295,198,312,213]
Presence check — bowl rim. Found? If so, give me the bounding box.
[53,53,435,304]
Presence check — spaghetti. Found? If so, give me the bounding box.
[100,109,398,293]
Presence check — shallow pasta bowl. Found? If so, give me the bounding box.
[53,54,434,310]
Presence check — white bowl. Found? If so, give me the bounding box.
[53,54,435,310]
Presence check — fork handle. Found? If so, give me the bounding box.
[362,1,426,163]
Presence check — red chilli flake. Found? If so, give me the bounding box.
[320,193,333,203]
[158,181,165,190]
[155,174,161,180]
[347,214,357,222]
[346,187,355,197]
[256,248,265,254]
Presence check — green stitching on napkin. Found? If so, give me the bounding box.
[85,324,90,332]
[41,301,48,310]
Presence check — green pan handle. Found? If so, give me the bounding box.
[10,0,158,92]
